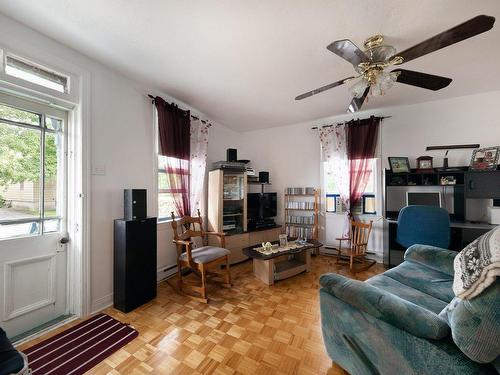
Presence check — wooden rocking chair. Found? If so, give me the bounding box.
[170,210,231,303]
[336,219,375,273]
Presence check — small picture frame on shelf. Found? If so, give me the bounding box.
[279,234,288,247]
[388,157,410,173]
[469,146,500,171]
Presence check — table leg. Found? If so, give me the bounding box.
[253,258,274,285]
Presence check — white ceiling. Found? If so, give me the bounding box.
[0,1,499,131]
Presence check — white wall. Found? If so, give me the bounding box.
[0,13,239,313]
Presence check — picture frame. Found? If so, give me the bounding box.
[279,234,288,247]
[469,146,500,171]
[388,157,411,173]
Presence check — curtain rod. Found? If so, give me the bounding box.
[311,115,391,130]
[148,94,212,127]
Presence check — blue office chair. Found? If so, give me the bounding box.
[396,205,450,249]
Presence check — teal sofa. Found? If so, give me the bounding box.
[319,244,499,375]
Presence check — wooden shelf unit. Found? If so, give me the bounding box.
[208,169,283,264]
[284,188,319,241]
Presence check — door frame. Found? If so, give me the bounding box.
[0,43,92,340]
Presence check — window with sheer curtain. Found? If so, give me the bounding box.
[157,155,189,221]
[325,158,377,214]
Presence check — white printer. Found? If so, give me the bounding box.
[488,206,500,225]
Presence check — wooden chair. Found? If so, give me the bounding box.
[336,219,375,273]
[170,210,231,303]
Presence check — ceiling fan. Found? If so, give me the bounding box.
[295,15,495,112]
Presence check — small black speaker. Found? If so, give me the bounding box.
[226,148,237,162]
[124,189,147,220]
[259,171,269,183]
[494,199,500,207]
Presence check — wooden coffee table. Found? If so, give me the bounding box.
[242,240,322,285]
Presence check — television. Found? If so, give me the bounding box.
[247,193,277,220]
[406,192,441,207]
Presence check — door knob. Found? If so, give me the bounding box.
[60,237,70,244]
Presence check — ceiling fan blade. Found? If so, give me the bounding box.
[347,87,370,113]
[395,15,495,63]
[393,69,452,90]
[327,39,370,66]
[295,77,355,100]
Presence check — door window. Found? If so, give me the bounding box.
[0,102,64,239]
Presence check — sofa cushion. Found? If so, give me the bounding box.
[367,274,448,314]
[384,260,455,303]
[404,244,456,276]
[179,246,230,264]
[320,273,450,339]
[439,279,500,364]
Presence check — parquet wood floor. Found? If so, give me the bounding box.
[19,255,385,375]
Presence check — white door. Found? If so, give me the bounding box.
[0,93,68,340]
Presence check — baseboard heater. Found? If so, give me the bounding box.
[323,246,376,255]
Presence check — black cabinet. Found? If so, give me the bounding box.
[465,171,500,199]
[114,217,157,312]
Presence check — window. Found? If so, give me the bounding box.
[324,158,377,214]
[157,155,188,221]
[5,55,68,93]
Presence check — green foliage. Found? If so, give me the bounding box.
[0,194,5,208]
[0,104,58,186]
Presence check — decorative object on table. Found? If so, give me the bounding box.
[453,226,500,300]
[261,242,273,252]
[279,234,288,247]
[440,176,456,185]
[294,15,495,112]
[469,146,500,171]
[416,156,433,172]
[388,157,410,173]
[335,219,374,272]
[426,143,480,171]
[170,210,231,303]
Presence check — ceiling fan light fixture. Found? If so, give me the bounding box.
[368,45,397,63]
[349,78,369,98]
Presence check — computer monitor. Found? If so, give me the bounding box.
[406,192,441,207]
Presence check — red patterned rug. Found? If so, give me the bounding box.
[23,313,138,375]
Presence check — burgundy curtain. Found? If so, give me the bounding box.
[347,115,380,208]
[154,96,191,217]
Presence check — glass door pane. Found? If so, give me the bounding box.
[0,121,42,239]
[43,128,63,233]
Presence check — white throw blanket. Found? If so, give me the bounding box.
[453,226,500,299]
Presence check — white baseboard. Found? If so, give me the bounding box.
[320,246,383,263]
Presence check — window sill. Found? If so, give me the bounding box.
[157,217,176,225]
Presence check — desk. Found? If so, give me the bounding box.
[384,219,496,268]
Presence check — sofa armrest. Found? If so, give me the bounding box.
[404,244,456,276]
[319,273,450,339]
